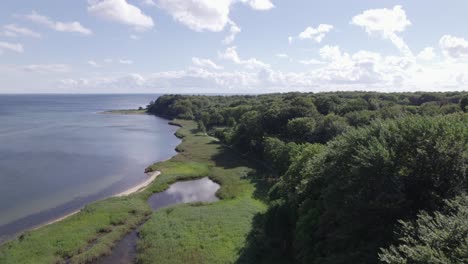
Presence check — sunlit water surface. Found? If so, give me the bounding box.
[0,94,180,242]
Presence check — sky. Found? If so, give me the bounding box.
[1,0,468,94]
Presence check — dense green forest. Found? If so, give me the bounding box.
[147,92,468,264]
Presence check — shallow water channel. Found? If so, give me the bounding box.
[94,177,220,264]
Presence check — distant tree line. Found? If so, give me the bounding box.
[147,92,468,264]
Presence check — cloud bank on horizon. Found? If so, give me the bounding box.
[0,0,468,93]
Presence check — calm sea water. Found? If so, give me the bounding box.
[0,94,180,242]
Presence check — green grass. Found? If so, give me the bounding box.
[0,119,267,264]
[0,197,151,264]
[136,120,267,263]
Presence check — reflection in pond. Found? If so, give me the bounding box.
[93,177,220,264]
[148,177,220,211]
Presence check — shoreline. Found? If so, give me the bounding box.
[33,170,161,230]
[25,119,182,234]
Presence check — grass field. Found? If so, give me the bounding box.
[0,120,267,264]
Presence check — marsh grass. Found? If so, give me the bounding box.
[0,120,267,264]
[136,120,267,263]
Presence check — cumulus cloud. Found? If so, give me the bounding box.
[0,41,24,54]
[156,0,273,34]
[319,45,342,61]
[192,57,223,70]
[88,0,154,31]
[157,0,232,32]
[239,0,274,10]
[219,46,270,69]
[351,5,412,56]
[56,51,468,93]
[2,24,41,38]
[299,59,324,65]
[24,11,92,35]
[298,24,333,42]
[439,35,468,59]
[417,47,435,61]
[223,21,241,44]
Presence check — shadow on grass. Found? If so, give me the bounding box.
[208,145,292,263]
[235,207,294,264]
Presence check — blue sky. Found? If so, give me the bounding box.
[1,0,468,93]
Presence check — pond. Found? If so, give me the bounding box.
[94,177,220,264]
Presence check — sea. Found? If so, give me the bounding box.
[0,94,180,242]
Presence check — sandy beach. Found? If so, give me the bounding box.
[35,171,161,230]
[115,171,160,197]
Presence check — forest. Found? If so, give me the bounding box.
[147,92,468,264]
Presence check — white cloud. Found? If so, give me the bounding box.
[319,45,342,61]
[141,0,156,6]
[239,0,274,10]
[417,47,435,61]
[22,64,71,73]
[2,24,41,38]
[25,11,93,35]
[276,53,288,58]
[223,21,241,44]
[192,57,223,70]
[219,46,270,69]
[88,60,101,67]
[0,41,24,53]
[88,0,154,31]
[315,46,385,85]
[55,53,468,93]
[130,34,140,40]
[288,36,293,44]
[157,0,232,32]
[299,59,324,65]
[119,59,133,64]
[156,0,273,33]
[351,5,410,35]
[87,58,133,66]
[298,24,333,43]
[439,35,468,59]
[25,11,92,35]
[351,5,412,56]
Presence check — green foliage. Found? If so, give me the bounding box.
[313,114,349,143]
[293,115,468,264]
[461,95,468,112]
[263,137,301,175]
[287,117,316,142]
[146,93,468,263]
[379,194,468,264]
[197,120,206,133]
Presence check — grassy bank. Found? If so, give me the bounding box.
[138,120,267,264]
[0,120,267,263]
